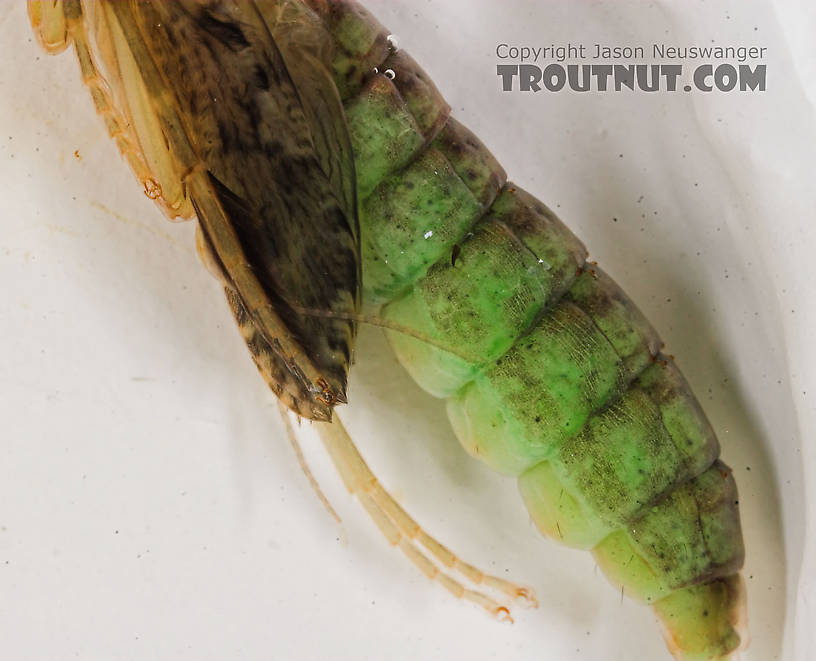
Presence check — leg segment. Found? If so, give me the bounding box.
[278,403,342,525]
[29,0,176,215]
[28,0,70,54]
[317,414,538,617]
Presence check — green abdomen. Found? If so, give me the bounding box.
[307,1,745,658]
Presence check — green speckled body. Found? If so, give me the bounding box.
[306,2,746,659]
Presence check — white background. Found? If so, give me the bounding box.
[1,1,814,660]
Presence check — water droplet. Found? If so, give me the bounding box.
[423,231,433,239]
[384,69,395,80]
[387,34,400,52]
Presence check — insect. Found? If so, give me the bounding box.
[17,3,760,657]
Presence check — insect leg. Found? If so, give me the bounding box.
[355,489,513,621]
[278,403,342,525]
[28,0,70,54]
[364,479,537,606]
[318,415,537,615]
[31,0,173,214]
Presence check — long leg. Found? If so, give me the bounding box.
[29,0,175,213]
[317,414,538,615]
[278,403,342,525]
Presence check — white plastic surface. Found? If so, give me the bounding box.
[0,1,814,660]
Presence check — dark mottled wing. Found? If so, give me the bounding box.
[128,0,359,419]
[258,0,358,227]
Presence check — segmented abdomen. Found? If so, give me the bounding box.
[305,1,745,657]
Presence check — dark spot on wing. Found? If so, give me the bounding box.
[195,10,250,52]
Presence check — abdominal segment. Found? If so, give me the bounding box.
[306,2,745,658]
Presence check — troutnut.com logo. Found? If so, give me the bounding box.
[496,43,767,92]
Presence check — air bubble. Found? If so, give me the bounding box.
[384,69,395,80]
[387,34,400,52]
[528,258,551,275]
